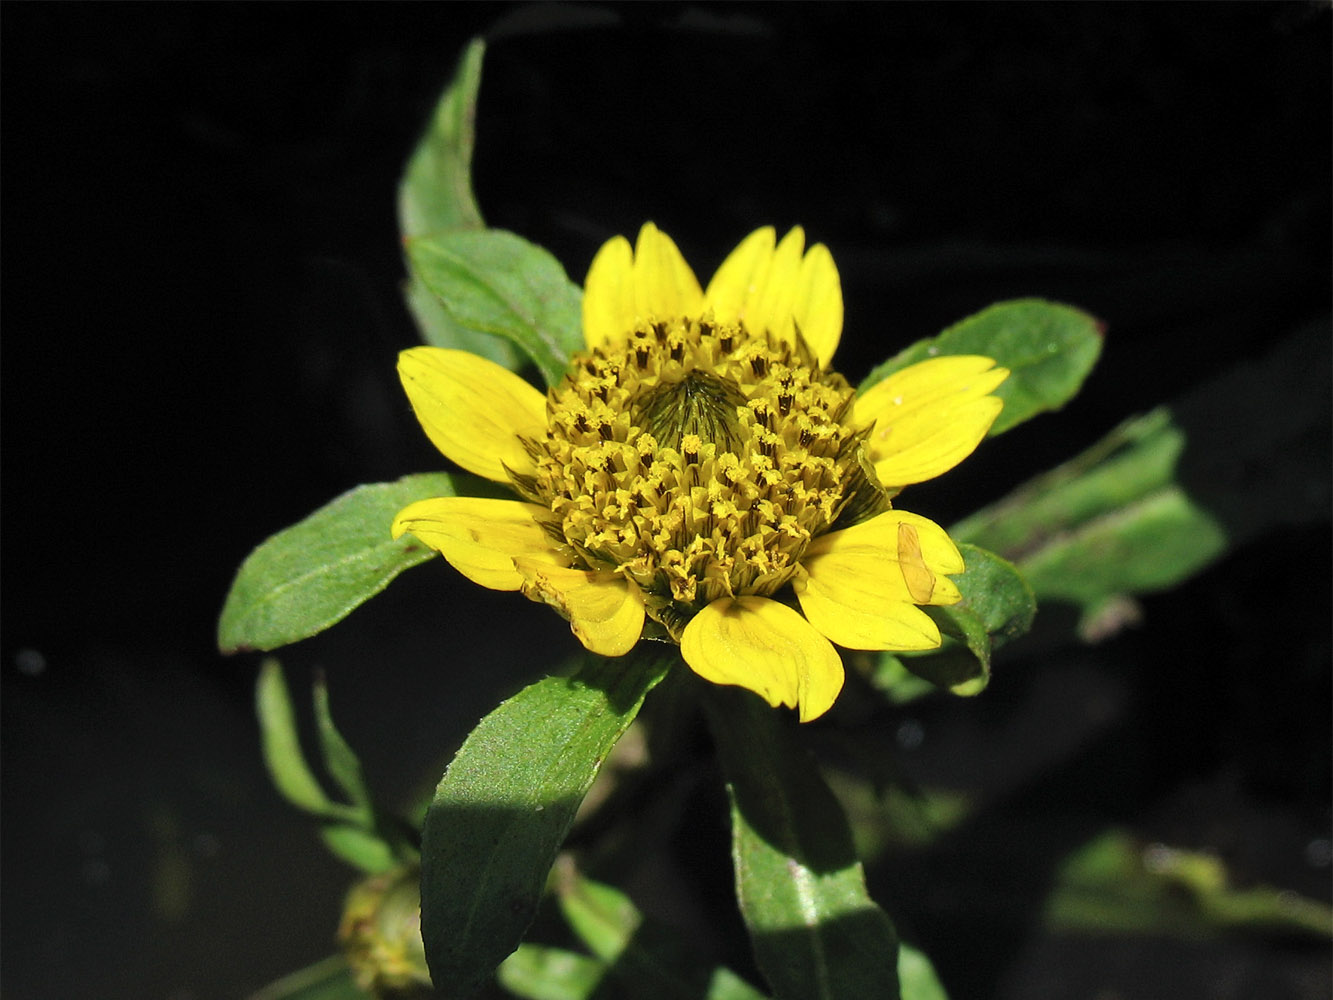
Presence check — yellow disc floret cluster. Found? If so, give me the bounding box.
[511,316,884,639]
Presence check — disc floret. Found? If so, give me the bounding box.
[514,315,883,638]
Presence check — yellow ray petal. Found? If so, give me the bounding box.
[791,241,843,367]
[853,355,1008,486]
[582,223,703,351]
[896,522,936,603]
[398,347,547,483]
[391,496,561,591]
[704,226,843,367]
[805,508,965,578]
[795,566,943,651]
[513,560,645,657]
[796,510,962,651]
[581,235,634,351]
[703,226,774,328]
[681,595,844,723]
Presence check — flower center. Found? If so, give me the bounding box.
[510,315,888,639]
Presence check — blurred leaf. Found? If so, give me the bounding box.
[247,955,368,1000]
[707,689,900,1000]
[952,326,1330,633]
[419,654,671,997]
[555,868,641,963]
[1046,829,1333,940]
[951,409,1227,629]
[406,229,583,387]
[313,675,372,816]
[705,968,771,1000]
[398,38,485,238]
[866,654,937,705]
[257,664,410,872]
[219,472,487,654]
[255,659,349,821]
[952,407,1183,556]
[319,823,399,876]
[499,945,604,1000]
[897,943,950,1000]
[861,299,1102,436]
[553,865,769,999]
[1018,485,1226,611]
[825,768,972,859]
[901,545,1035,695]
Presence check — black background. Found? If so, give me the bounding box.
[3,4,1330,999]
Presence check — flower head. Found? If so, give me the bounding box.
[394,224,1007,721]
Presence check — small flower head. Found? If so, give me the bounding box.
[394,224,1008,721]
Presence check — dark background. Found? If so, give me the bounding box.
[3,4,1329,999]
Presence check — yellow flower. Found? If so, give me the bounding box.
[393,224,1008,721]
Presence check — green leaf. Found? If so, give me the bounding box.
[860,299,1102,436]
[406,229,584,387]
[898,943,950,1000]
[951,325,1330,633]
[706,689,900,1000]
[554,866,768,1000]
[313,675,372,816]
[950,409,1228,628]
[554,868,642,963]
[255,659,348,821]
[396,40,527,370]
[498,945,605,1000]
[419,653,672,996]
[867,654,937,705]
[248,955,369,1000]
[1046,829,1333,940]
[1017,486,1226,612]
[398,38,485,238]
[902,544,1035,695]
[256,663,411,872]
[218,472,486,654]
[318,823,399,876]
[405,270,525,370]
[706,968,771,1000]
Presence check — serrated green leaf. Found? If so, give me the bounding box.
[860,299,1102,436]
[902,544,1034,695]
[706,689,899,1000]
[398,38,485,238]
[498,945,605,1000]
[406,229,584,387]
[419,653,671,997]
[898,943,950,1000]
[219,472,487,654]
[255,659,347,821]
